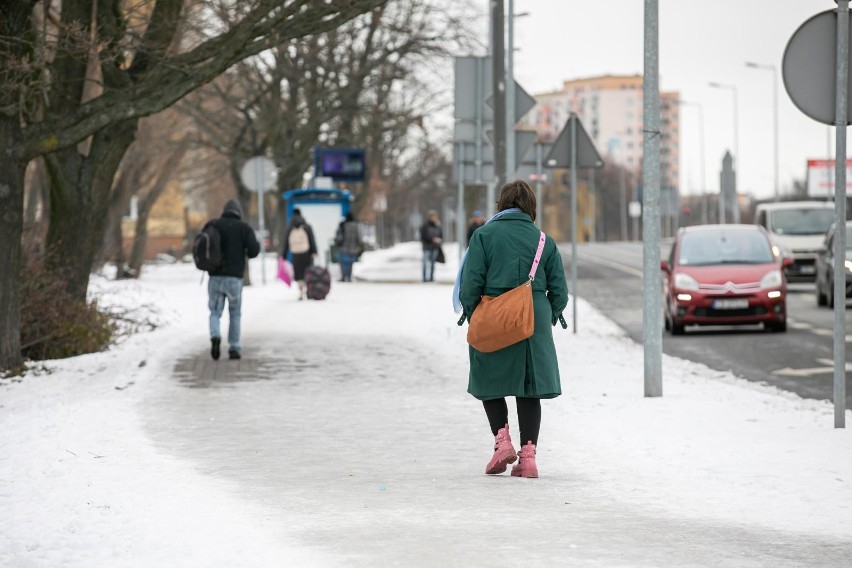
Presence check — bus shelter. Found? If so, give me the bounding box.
[282,188,353,267]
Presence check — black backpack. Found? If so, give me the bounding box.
[192,222,223,272]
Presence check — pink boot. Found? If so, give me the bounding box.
[485,424,517,475]
[510,442,538,478]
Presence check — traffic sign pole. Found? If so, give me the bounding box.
[833,0,848,429]
[240,156,278,285]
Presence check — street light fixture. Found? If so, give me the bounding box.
[745,61,780,201]
[709,81,740,222]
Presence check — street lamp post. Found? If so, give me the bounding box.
[709,81,740,223]
[746,61,780,200]
[678,100,708,224]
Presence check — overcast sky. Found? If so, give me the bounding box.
[489,0,840,200]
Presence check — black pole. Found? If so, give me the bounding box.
[491,0,506,188]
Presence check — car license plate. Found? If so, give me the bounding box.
[713,298,749,310]
[799,265,815,274]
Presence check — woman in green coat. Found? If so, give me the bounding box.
[458,180,568,478]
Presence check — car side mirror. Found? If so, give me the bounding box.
[782,256,795,268]
[660,260,671,272]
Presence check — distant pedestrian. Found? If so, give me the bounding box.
[206,199,260,361]
[456,180,568,478]
[466,209,485,246]
[419,209,443,282]
[335,212,362,282]
[282,208,317,300]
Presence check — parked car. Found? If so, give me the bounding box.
[661,224,791,335]
[754,200,835,282]
[814,221,852,307]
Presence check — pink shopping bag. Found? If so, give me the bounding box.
[277,257,294,287]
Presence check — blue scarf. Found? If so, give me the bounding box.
[452,207,522,314]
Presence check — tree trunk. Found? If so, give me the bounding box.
[0,122,26,372]
[127,203,151,276]
[0,1,35,371]
[44,119,138,302]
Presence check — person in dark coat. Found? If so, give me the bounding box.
[281,208,317,300]
[466,209,485,246]
[458,180,568,478]
[207,199,260,360]
[419,209,443,282]
[335,212,362,282]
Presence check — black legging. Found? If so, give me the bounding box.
[482,397,541,447]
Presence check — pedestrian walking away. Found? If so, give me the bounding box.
[455,180,568,478]
[419,209,443,282]
[205,199,260,361]
[334,212,363,282]
[281,208,318,300]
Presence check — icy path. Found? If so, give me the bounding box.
[141,330,851,567]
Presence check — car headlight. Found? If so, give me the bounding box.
[772,244,790,258]
[845,260,852,273]
[760,269,782,289]
[673,272,700,292]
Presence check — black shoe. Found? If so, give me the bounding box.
[211,337,221,360]
[228,350,241,360]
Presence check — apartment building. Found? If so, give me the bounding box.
[520,74,680,194]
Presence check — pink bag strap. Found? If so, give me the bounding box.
[528,231,546,281]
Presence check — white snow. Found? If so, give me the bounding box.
[1,248,850,567]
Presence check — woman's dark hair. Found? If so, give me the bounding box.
[496,179,537,221]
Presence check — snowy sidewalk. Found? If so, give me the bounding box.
[2,258,852,567]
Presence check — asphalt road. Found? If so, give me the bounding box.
[562,240,852,409]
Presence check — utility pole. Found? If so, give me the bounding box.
[489,0,506,215]
[643,0,663,397]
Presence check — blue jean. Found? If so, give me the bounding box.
[208,276,243,352]
[338,252,358,281]
[422,248,439,282]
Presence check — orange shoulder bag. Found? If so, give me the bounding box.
[466,231,546,353]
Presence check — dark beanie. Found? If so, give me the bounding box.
[223,199,242,219]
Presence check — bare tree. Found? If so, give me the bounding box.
[179,0,475,246]
[0,0,387,371]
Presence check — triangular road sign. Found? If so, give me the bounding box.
[485,81,538,122]
[484,128,538,173]
[544,114,604,169]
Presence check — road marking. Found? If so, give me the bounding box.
[787,318,852,340]
[773,363,852,377]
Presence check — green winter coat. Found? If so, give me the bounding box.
[460,212,569,400]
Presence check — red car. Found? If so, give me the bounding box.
[661,224,792,334]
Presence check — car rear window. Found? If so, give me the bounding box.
[679,229,775,266]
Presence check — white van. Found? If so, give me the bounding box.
[754,201,836,282]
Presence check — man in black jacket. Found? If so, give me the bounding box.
[207,199,260,360]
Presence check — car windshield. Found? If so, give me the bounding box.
[678,229,775,266]
[771,208,835,235]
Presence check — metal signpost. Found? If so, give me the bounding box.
[544,113,604,334]
[453,54,539,258]
[240,156,278,285]
[782,2,850,427]
[643,0,663,397]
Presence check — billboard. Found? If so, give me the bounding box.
[806,159,852,197]
[314,147,366,182]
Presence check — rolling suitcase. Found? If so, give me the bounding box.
[304,265,332,300]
